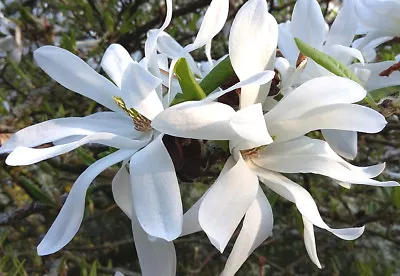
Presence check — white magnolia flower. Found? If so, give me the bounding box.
[276,0,400,160]
[158,75,399,275]
[0,40,275,276]
[354,0,400,51]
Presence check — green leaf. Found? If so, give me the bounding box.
[368,85,400,102]
[294,38,362,85]
[200,56,236,95]
[392,187,400,209]
[18,176,55,206]
[76,148,96,166]
[174,58,206,101]
[295,38,378,108]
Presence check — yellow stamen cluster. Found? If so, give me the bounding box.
[113,96,152,132]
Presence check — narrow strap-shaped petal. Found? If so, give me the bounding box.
[253,138,399,187]
[255,168,365,240]
[325,0,357,47]
[112,162,132,218]
[267,104,387,142]
[184,0,229,53]
[113,163,177,276]
[229,0,277,107]
[303,216,322,269]
[101,44,134,88]
[277,21,299,62]
[291,0,327,49]
[6,132,151,166]
[199,156,259,253]
[264,76,366,122]
[37,150,135,255]
[221,186,273,276]
[34,46,121,112]
[0,114,137,154]
[131,205,176,276]
[121,62,164,120]
[351,61,400,91]
[323,44,364,66]
[322,129,358,160]
[130,134,183,241]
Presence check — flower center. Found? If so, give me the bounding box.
[113,96,152,132]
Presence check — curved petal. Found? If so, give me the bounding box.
[303,217,322,269]
[6,132,151,166]
[34,46,121,112]
[0,114,137,154]
[253,138,399,187]
[121,62,164,120]
[221,186,273,276]
[291,0,327,49]
[130,134,182,241]
[152,101,272,147]
[131,206,176,276]
[325,0,357,47]
[112,163,132,218]
[265,76,367,122]
[277,21,299,62]
[351,61,400,91]
[229,0,277,107]
[268,104,387,142]
[322,129,358,160]
[323,44,364,66]
[101,44,133,88]
[184,0,229,53]
[254,168,365,240]
[205,70,275,103]
[37,150,135,255]
[199,156,259,253]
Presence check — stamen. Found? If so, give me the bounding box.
[113,96,152,132]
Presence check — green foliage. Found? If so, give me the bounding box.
[174,58,206,101]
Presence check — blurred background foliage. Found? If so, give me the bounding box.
[0,0,399,275]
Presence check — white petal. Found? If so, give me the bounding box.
[303,217,322,269]
[156,31,201,76]
[0,114,137,154]
[121,62,164,120]
[34,46,121,112]
[325,0,357,47]
[268,104,387,142]
[37,150,135,255]
[322,129,358,160]
[112,162,132,218]
[253,138,399,187]
[323,44,364,65]
[199,156,259,253]
[6,132,151,166]
[352,61,400,91]
[131,207,176,276]
[229,104,273,150]
[255,168,365,240]
[151,101,235,139]
[221,186,273,276]
[277,21,299,62]
[205,70,275,103]
[265,76,367,122]
[291,0,327,49]
[101,44,133,88]
[130,135,183,241]
[152,101,272,147]
[181,155,241,237]
[184,0,229,53]
[229,0,277,107]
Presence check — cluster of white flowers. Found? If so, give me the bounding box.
[1,0,399,275]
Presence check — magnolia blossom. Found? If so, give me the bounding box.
[277,0,400,160]
[159,75,398,275]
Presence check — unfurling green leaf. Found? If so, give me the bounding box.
[174,58,206,101]
[294,38,362,85]
[200,56,236,95]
